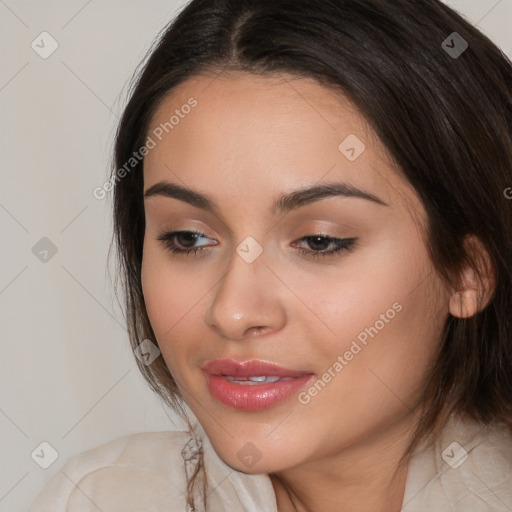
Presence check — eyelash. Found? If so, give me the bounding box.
[156,231,357,259]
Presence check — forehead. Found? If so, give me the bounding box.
[146,71,371,160]
[143,71,422,218]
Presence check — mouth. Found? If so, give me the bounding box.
[201,359,315,410]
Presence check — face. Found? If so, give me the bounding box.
[141,71,451,474]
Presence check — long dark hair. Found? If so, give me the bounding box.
[110,1,512,509]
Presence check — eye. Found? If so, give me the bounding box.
[156,231,357,259]
[156,230,215,256]
[292,235,357,259]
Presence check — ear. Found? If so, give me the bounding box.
[449,235,496,318]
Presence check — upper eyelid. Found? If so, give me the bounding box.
[163,229,340,237]
[145,202,360,236]
[157,217,357,237]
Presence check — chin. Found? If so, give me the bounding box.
[206,434,301,475]
[220,451,289,475]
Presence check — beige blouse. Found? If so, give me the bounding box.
[29,415,512,511]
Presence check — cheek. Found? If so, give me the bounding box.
[292,276,446,454]
[141,249,169,331]
[292,236,429,346]
[141,245,190,351]
[140,242,212,378]
[295,238,446,397]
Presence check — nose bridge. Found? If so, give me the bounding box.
[205,239,285,339]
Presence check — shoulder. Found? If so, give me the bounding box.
[29,427,278,512]
[402,416,512,511]
[28,430,191,512]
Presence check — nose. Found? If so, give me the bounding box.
[204,246,287,341]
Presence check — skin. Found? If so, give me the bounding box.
[140,71,483,512]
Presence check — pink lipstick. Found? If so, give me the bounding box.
[202,359,315,410]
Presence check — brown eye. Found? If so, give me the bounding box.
[293,236,357,259]
[156,231,214,256]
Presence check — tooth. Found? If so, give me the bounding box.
[221,375,297,384]
[262,376,281,383]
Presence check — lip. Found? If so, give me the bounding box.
[201,359,311,378]
[201,359,315,410]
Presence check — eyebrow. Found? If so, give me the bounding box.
[144,180,389,215]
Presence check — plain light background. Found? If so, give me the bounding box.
[0,1,511,510]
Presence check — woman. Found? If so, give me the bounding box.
[29,0,512,510]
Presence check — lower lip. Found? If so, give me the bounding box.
[205,373,315,410]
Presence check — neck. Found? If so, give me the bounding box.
[269,413,419,512]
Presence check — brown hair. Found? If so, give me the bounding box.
[110,0,512,509]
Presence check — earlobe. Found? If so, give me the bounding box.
[448,236,495,319]
[449,266,479,318]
